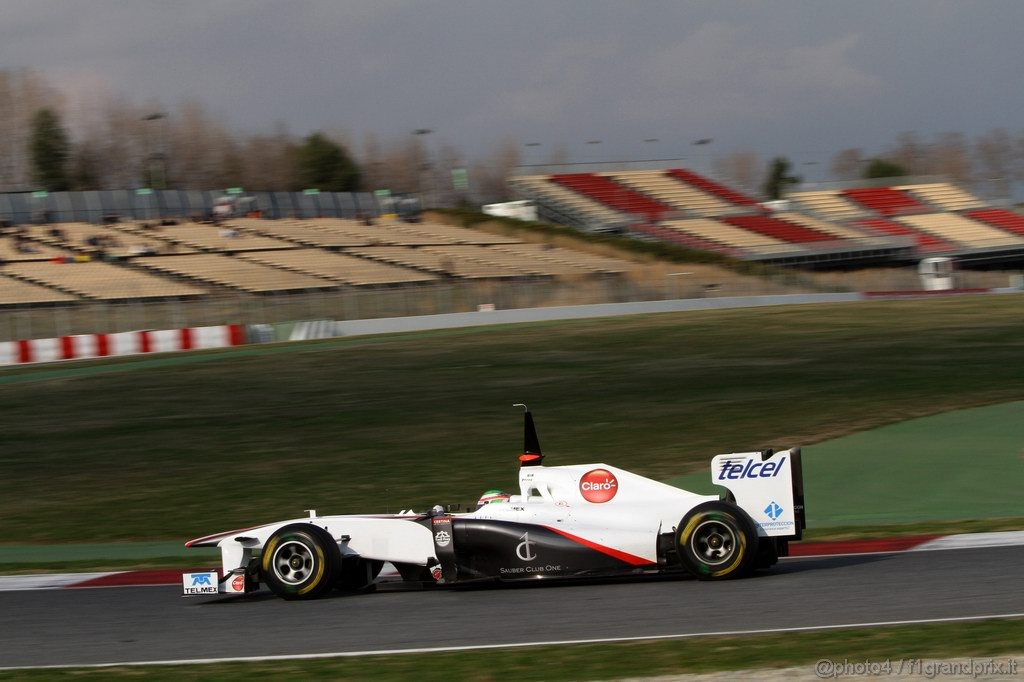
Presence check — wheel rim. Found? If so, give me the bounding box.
[272,539,316,585]
[690,518,737,566]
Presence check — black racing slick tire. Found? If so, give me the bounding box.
[261,524,340,600]
[676,501,757,580]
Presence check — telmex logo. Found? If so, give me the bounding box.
[190,574,213,586]
[580,469,618,503]
[717,457,787,481]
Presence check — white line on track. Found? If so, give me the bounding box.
[3,612,1023,671]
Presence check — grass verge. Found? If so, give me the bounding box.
[1,296,1023,543]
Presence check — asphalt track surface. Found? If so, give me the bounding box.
[2,546,1023,668]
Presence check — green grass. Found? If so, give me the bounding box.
[1,619,1020,680]
[2,296,1024,544]
[668,401,1024,526]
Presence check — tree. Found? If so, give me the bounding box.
[761,157,800,200]
[863,158,908,179]
[830,148,865,181]
[713,150,760,195]
[29,107,71,191]
[291,132,360,192]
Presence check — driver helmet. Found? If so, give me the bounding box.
[477,489,511,506]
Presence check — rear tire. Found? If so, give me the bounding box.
[676,501,757,580]
[261,524,339,600]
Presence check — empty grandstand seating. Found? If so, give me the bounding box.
[4,261,206,300]
[0,275,79,305]
[346,246,528,280]
[667,169,759,207]
[896,213,1024,249]
[662,219,798,255]
[842,187,929,216]
[384,222,522,245]
[774,212,876,241]
[897,183,986,212]
[964,208,1024,237]
[606,170,734,217]
[510,176,631,229]
[721,215,833,243]
[490,243,636,274]
[630,223,739,255]
[127,222,297,253]
[239,249,436,286]
[136,254,336,293]
[787,191,866,219]
[852,218,952,252]
[551,173,671,221]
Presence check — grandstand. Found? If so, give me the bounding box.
[0,275,79,306]
[511,165,1024,266]
[4,261,206,301]
[135,253,337,294]
[347,246,533,280]
[121,222,297,253]
[239,249,436,286]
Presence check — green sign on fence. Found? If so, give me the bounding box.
[226,187,244,195]
[451,167,469,191]
[31,190,49,199]
[303,188,320,195]
[374,189,391,199]
[136,188,154,196]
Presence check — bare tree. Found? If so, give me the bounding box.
[830,148,866,181]
[974,128,1014,199]
[712,150,760,194]
[930,132,971,185]
[0,69,63,190]
[471,137,522,205]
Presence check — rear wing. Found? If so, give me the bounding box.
[711,448,806,540]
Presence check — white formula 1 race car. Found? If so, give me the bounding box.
[183,408,805,600]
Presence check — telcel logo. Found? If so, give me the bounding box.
[580,469,618,503]
[717,457,787,481]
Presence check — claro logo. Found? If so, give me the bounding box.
[579,469,618,503]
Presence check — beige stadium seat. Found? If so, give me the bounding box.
[897,213,1024,249]
[896,183,986,212]
[3,261,206,300]
[347,246,525,279]
[510,176,630,227]
[490,243,635,274]
[662,219,796,255]
[128,222,298,253]
[0,275,80,304]
[773,212,880,242]
[135,254,336,293]
[605,170,733,216]
[239,249,436,286]
[420,245,565,276]
[790,191,865,219]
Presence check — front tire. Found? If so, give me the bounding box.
[676,501,757,580]
[261,524,339,600]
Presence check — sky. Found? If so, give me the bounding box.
[3,0,1024,181]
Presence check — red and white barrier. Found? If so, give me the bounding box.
[0,325,245,366]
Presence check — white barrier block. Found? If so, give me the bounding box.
[71,335,98,360]
[150,329,179,353]
[31,338,62,364]
[194,325,228,349]
[0,341,15,366]
[109,331,141,356]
